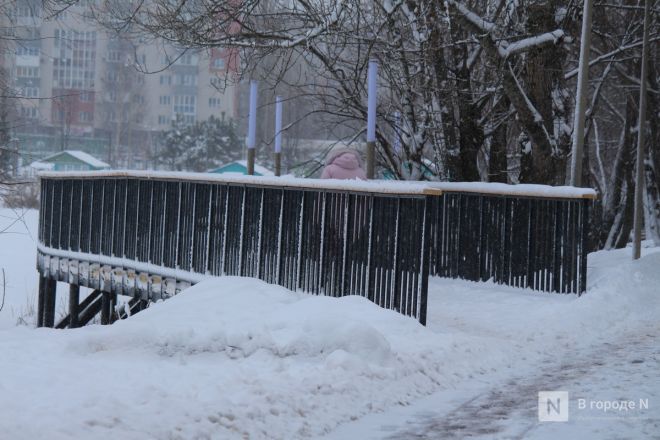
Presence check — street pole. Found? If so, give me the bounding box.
[633,0,651,260]
[366,60,378,179]
[570,0,594,187]
[246,80,258,175]
[274,95,282,177]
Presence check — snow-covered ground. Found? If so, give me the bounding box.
[0,207,40,329]
[0,207,658,439]
[329,249,660,439]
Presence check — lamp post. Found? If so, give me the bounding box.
[366,60,378,179]
[632,0,651,260]
[570,0,594,187]
[274,96,283,176]
[246,80,258,175]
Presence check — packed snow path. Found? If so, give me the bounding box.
[330,325,660,439]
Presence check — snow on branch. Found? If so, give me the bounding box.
[446,0,497,34]
[276,3,345,49]
[499,30,565,58]
[446,1,564,59]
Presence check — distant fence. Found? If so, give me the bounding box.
[37,174,435,324]
[36,173,595,327]
[428,187,592,294]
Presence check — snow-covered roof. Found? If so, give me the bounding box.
[232,160,274,176]
[29,160,55,171]
[38,170,597,199]
[39,150,110,169]
[65,151,110,168]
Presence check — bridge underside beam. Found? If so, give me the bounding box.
[56,290,103,329]
[38,252,187,328]
[69,284,79,329]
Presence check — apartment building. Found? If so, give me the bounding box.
[4,0,239,170]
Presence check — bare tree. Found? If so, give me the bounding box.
[43,0,660,248]
[97,36,146,166]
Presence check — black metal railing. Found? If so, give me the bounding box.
[38,175,434,324]
[36,173,594,329]
[429,192,590,294]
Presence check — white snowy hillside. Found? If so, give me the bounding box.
[0,207,658,439]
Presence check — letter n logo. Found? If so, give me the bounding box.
[538,391,569,421]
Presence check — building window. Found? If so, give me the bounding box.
[23,87,40,98]
[106,50,122,62]
[15,46,39,56]
[174,53,198,66]
[80,91,93,102]
[158,115,169,125]
[79,111,93,122]
[159,95,171,105]
[159,75,171,85]
[175,73,197,86]
[208,97,221,108]
[52,29,96,89]
[21,106,38,119]
[173,95,196,122]
[15,4,38,18]
[15,66,39,78]
[212,58,225,69]
[63,164,84,171]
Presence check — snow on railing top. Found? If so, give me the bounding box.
[38,170,439,196]
[427,182,597,199]
[38,170,597,199]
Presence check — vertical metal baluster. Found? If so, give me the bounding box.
[256,188,265,280]
[579,200,589,295]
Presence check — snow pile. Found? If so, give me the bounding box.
[0,276,508,440]
[76,280,399,364]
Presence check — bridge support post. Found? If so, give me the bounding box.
[43,278,57,328]
[101,292,110,325]
[37,275,46,328]
[101,292,116,325]
[69,284,80,329]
